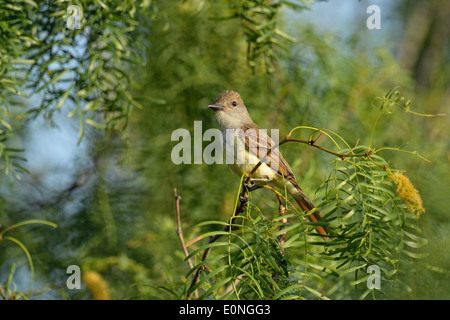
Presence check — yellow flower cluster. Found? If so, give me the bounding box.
[82,271,110,300]
[390,172,425,218]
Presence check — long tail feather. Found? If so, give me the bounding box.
[293,193,329,240]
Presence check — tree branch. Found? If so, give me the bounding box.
[173,188,193,270]
[246,134,370,184]
[187,184,249,298]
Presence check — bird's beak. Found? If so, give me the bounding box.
[208,104,223,111]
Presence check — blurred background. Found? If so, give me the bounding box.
[0,0,448,299]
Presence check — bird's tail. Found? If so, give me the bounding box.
[291,188,329,240]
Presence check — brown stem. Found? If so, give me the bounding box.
[174,188,193,270]
[187,185,249,298]
[269,194,289,292]
[285,137,369,159]
[276,194,288,254]
[246,135,369,184]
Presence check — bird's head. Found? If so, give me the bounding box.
[208,90,252,128]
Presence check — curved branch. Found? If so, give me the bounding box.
[246,134,370,184]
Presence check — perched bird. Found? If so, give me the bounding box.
[208,90,328,238]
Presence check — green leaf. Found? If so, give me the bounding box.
[301,284,330,300]
[2,236,34,294]
[54,86,73,110]
[188,265,229,296]
[38,69,70,92]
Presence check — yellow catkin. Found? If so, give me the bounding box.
[82,271,111,300]
[390,172,425,218]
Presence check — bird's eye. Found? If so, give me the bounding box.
[232,101,237,106]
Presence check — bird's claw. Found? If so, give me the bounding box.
[245,182,262,192]
[239,194,249,203]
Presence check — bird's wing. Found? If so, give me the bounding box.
[240,123,298,188]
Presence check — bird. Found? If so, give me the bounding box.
[208,90,328,238]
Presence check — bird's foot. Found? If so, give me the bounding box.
[244,177,271,192]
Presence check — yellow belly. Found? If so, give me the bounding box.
[227,149,278,181]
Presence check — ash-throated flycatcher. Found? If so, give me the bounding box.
[208,90,328,238]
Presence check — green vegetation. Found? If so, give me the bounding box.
[0,0,448,300]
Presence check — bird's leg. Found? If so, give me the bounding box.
[239,192,249,203]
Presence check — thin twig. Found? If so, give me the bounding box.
[187,185,249,298]
[246,135,370,184]
[174,188,193,270]
[288,137,369,159]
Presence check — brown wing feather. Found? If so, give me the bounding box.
[241,124,298,187]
